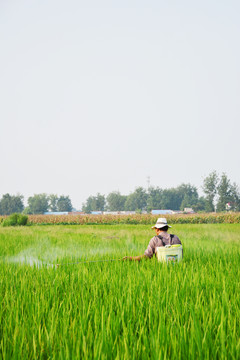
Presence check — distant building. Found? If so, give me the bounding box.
[103,211,120,215]
[68,211,85,215]
[226,203,231,211]
[120,211,136,215]
[183,208,195,214]
[44,212,69,215]
[151,210,174,215]
[91,211,103,215]
[103,211,138,215]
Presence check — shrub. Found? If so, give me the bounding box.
[2,213,28,227]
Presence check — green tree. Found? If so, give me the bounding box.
[48,194,59,212]
[95,193,106,211]
[82,193,105,213]
[160,188,180,210]
[23,206,32,215]
[57,195,73,212]
[157,184,198,211]
[106,191,127,211]
[82,196,95,214]
[202,171,219,212]
[216,173,232,212]
[124,188,147,212]
[192,197,207,212]
[178,184,198,210]
[28,194,49,214]
[0,194,24,215]
[229,183,240,211]
[180,194,193,210]
[147,187,163,212]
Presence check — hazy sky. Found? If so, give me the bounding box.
[0,0,239,209]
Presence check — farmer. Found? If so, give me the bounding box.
[123,217,182,261]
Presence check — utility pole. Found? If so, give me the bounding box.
[147,176,150,191]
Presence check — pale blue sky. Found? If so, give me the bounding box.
[0,0,239,208]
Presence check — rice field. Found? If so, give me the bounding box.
[0,224,240,359]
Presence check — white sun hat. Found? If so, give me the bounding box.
[152,217,172,229]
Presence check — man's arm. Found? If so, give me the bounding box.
[122,236,156,261]
[122,255,148,262]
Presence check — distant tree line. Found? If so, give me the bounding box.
[0,194,24,215]
[82,171,240,213]
[0,194,73,215]
[1,171,240,215]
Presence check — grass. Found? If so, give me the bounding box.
[0,224,240,359]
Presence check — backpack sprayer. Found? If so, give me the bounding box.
[156,244,183,264]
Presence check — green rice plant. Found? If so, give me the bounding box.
[0,224,240,359]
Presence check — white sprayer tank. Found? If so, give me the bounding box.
[156,245,183,264]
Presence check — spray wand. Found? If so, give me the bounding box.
[56,258,120,267]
